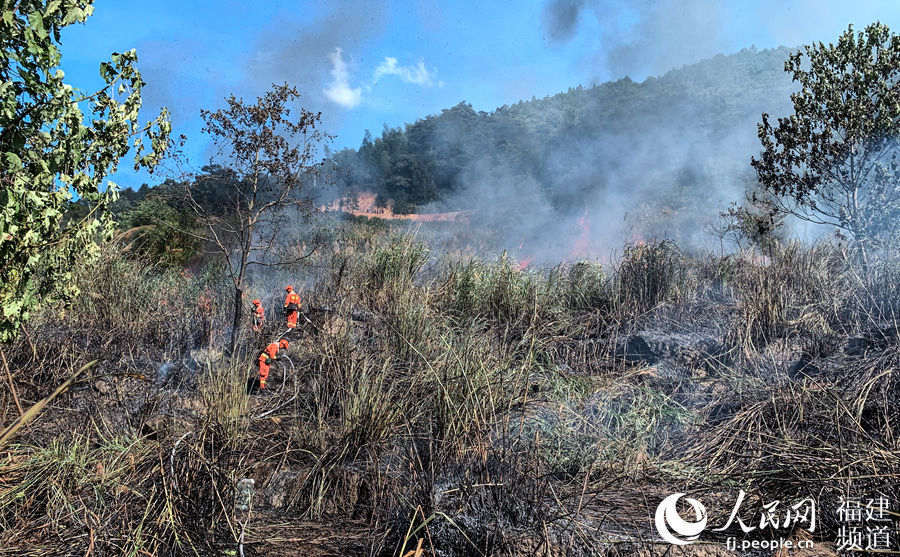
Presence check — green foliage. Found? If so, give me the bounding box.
[563,261,609,311]
[104,166,254,267]
[108,168,241,221]
[720,197,786,253]
[442,255,540,327]
[752,22,900,250]
[117,194,198,266]
[591,385,696,466]
[0,0,172,341]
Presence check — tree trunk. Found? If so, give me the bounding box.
[229,221,251,355]
[850,186,870,275]
[229,286,243,355]
[850,219,870,276]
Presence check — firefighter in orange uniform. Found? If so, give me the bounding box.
[283,286,301,329]
[251,299,265,332]
[257,338,289,390]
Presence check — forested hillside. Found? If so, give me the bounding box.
[322,46,796,215]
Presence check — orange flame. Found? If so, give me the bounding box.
[568,210,592,260]
[516,256,533,270]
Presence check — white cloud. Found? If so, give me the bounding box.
[323,49,441,108]
[323,47,362,109]
[373,57,437,87]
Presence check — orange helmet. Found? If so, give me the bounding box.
[279,339,289,349]
[252,299,261,305]
[285,285,294,292]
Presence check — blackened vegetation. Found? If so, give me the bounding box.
[0,227,898,555]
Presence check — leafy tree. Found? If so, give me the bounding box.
[752,22,900,261]
[186,83,330,353]
[0,1,172,341]
[117,195,198,266]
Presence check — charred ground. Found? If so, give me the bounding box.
[1,219,898,556]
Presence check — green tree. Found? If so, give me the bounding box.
[752,22,900,261]
[0,0,172,341]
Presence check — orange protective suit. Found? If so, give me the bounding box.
[251,300,265,332]
[257,339,289,390]
[257,352,271,389]
[283,287,301,329]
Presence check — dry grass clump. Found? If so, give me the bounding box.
[686,247,900,535]
[615,241,687,316]
[688,356,900,533]
[726,242,851,357]
[0,392,253,555]
[70,249,229,356]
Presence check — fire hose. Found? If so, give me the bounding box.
[277,354,294,395]
[300,312,320,332]
[254,355,298,419]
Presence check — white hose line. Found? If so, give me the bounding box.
[253,393,298,420]
[277,355,295,395]
[254,355,296,419]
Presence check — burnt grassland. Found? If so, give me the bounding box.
[0,220,898,556]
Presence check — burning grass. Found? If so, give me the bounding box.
[0,230,898,555]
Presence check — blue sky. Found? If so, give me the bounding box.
[58,0,900,189]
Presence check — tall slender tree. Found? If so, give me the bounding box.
[187,83,330,353]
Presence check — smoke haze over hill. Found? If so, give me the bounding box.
[320,47,799,262]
